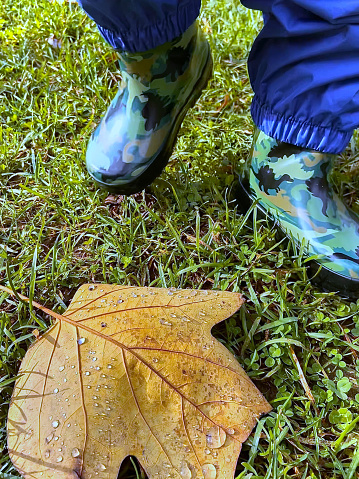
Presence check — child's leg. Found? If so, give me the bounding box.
[78,1,211,194]
[241,1,359,297]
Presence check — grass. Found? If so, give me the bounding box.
[1,0,359,478]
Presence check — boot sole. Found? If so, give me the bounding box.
[236,176,359,300]
[91,45,213,196]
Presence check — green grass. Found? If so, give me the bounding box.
[1,0,359,478]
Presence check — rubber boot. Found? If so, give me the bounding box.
[86,22,212,195]
[240,129,359,299]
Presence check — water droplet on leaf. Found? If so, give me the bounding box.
[77,338,86,345]
[52,421,59,428]
[202,464,217,479]
[71,448,80,458]
[180,462,192,478]
[159,319,172,326]
[206,426,226,449]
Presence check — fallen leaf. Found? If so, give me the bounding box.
[6,284,271,478]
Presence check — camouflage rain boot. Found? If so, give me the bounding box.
[86,22,212,195]
[240,129,359,299]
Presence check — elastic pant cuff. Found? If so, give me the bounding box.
[251,97,352,154]
[97,0,200,52]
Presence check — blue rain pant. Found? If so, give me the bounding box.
[78,0,359,155]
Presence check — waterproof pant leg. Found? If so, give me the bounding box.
[242,0,359,154]
[77,0,200,52]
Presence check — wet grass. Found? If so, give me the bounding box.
[1,0,359,478]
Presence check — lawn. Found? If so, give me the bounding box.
[1,0,359,478]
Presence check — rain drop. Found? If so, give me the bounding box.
[159,319,172,326]
[202,464,217,479]
[98,464,107,471]
[72,448,80,458]
[117,299,123,304]
[153,358,159,363]
[88,285,96,291]
[56,456,63,463]
[45,434,54,444]
[59,366,65,372]
[206,426,227,449]
[52,421,60,428]
[227,428,235,435]
[180,462,192,479]
[107,365,112,369]
[44,450,50,459]
[77,337,86,345]
[84,371,90,376]
[53,388,59,394]
[101,322,107,328]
